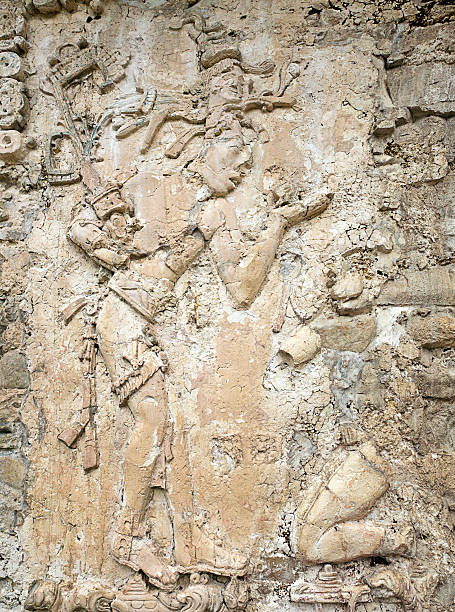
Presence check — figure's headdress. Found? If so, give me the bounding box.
[170,14,274,75]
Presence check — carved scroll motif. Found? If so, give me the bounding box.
[24,574,249,612]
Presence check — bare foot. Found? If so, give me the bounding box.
[111,532,178,590]
[131,540,178,588]
[181,528,248,576]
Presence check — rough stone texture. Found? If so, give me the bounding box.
[330,271,364,302]
[378,268,455,306]
[311,314,376,352]
[407,313,455,349]
[1,1,455,611]
[280,326,322,364]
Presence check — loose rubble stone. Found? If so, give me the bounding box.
[311,314,376,352]
[280,326,322,365]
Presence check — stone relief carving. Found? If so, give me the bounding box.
[58,297,99,470]
[293,439,414,566]
[0,0,30,168]
[2,2,455,611]
[39,12,331,599]
[26,0,104,16]
[24,574,249,612]
[0,1,27,54]
[290,562,439,611]
[24,579,115,612]
[41,37,129,183]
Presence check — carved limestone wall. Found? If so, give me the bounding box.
[1,0,455,610]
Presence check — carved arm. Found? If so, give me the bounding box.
[68,207,130,271]
[198,192,331,309]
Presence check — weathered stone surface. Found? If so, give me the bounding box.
[336,294,373,316]
[388,63,455,116]
[408,313,455,348]
[0,455,26,488]
[280,325,321,364]
[0,350,29,389]
[1,2,455,611]
[378,268,455,306]
[331,272,364,301]
[311,314,376,352]
[416,367,455,399]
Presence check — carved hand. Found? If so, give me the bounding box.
[270,190,333,227]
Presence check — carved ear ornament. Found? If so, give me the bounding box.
[45,131,81,185]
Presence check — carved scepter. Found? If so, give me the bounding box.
[58,303,99,471]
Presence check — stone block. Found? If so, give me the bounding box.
[416,367,455,399]
[0,350,29,389]
[0,454,26,488]
[387,63,455,115]
[378,268,455,306]
[407,314,455,349]
[311,314,376,352]
[331,272,364,301]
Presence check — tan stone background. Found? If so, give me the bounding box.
[1,1,455,610]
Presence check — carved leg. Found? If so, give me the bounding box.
[97,293,177,587]
[111,372,178,588]
[295,442,414,564]
[184,523,249,576]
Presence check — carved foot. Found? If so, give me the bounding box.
[182,529,248,576]
[377,522,416,558]
[112,532,178,590]
[271,191,333,227]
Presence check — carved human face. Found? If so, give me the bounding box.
[207,62,244,113]
[190,137,251,196]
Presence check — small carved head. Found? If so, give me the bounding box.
[24,580,60,611]
[190,136,251,196]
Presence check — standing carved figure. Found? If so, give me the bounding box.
[63,14,331,588]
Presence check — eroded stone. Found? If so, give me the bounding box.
[280,326,322,365]
[311,314,376,352]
